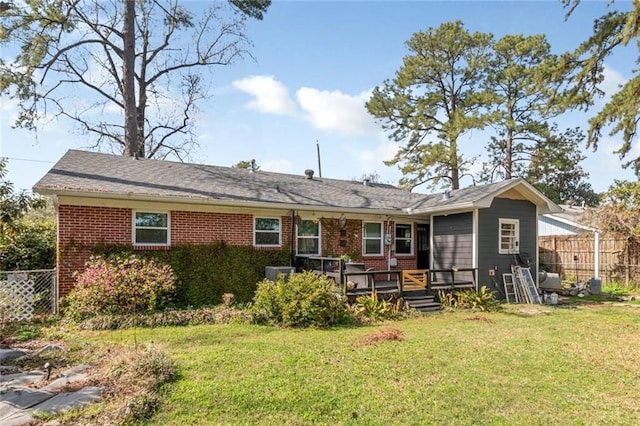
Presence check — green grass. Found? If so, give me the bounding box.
[78,304,640,425]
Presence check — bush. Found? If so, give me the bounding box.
[353,292,403,322]
[251,270,347,328]
[438,286,501,312]
[65,255,175,320]
[0,214,55,270]
[93,242,290,306]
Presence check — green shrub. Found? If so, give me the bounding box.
[251,270,347,328]
[0,213,55,270]
[438,286,501,312]
[65,255,175,320]
[93,242,289,306]
[354,292,401,322]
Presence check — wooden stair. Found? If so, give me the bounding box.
[402,289,441,313]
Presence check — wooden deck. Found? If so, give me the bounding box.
[342,268,478,296]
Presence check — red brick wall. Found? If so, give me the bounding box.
[57,205,131,297]
[172,211,253,244]
[57,206,293,297]
[57,205,418,297]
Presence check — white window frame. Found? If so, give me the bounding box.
[499,218,520,254]
[395,223,414,256]
[363,221,383,256]
[296,219,321,256]
[254,216,282,247]
[133,211,170,246]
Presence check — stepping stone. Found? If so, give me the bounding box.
[0,365,20,374]
[31,386,102,415]
[42,365,92,392]
[0,371,45,387]
[0,386,54,412]
[35,345,63,356]
[0,387,54,426]
[0,349,29,362]
[0,410,34,426]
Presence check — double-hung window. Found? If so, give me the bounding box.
[297,219,320,256]
[254,217,281,247]
[363,222,383,255]
[134,212,169,245]
[395,223,413,255]
[499,218,519,254]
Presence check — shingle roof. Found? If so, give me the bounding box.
[34,150,560,214]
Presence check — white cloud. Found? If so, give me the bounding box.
[232,75,378,136]
[232,75,298,115]
[350,136,402,183]
[296,87,376,136]
[598,64,628,103]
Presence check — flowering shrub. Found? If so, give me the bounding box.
[65,255,175,320]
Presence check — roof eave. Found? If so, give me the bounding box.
[475,179,562,215]
[34,188,406,217]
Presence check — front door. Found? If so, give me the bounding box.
[417,224,430,269]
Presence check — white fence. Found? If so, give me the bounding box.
[0,269,57,321]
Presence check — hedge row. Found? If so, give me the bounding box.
[94,242,290,307]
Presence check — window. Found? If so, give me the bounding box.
[363,222,383,255]
[395,223,413,255]
[254,217,281,247]
[134,212,169,245]
[297,220,320,256]
[499,218,519,254]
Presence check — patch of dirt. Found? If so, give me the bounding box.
[359,327,404,346]
[465,314,493,323]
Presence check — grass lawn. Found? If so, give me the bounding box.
[78,304,640,425]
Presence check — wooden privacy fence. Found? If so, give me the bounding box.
[539,235,640,285]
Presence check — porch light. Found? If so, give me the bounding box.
[339,214,347,229]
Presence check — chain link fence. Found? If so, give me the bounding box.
[0,269,57,321]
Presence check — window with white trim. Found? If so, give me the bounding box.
[254,217,281,247]
[395,223,413,255]
[134,212,169,245]
[363,222,383,255]
[499,218,519,254]
[297,220,320,256]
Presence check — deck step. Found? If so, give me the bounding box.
[403,293,441,313]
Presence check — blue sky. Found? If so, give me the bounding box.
[1,0,637,194]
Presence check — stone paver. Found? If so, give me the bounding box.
[0,371,45,386]
[0,348,29,362]
[0,348,103,426]
[32,386,102,415]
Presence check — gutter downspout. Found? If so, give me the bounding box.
[290,210,296,267]
[594,231,600,279]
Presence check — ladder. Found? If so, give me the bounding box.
[502,273,518,303]
[511,266,542,304]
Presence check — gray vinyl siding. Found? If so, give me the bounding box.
[477,198,538,296]
[432,213,473,275]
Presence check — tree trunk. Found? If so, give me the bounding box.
[505,127,513,179]
[122,0,138,157]
[450,137,460,189]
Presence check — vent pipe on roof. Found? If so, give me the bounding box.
[363,178,370,186]
[250,159,256,173]
[443,190,451,200]
[304,169,314,179]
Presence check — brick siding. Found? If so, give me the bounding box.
[57,206,416,297]
[57,205,294,297]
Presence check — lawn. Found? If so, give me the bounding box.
[79,304,640,425]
